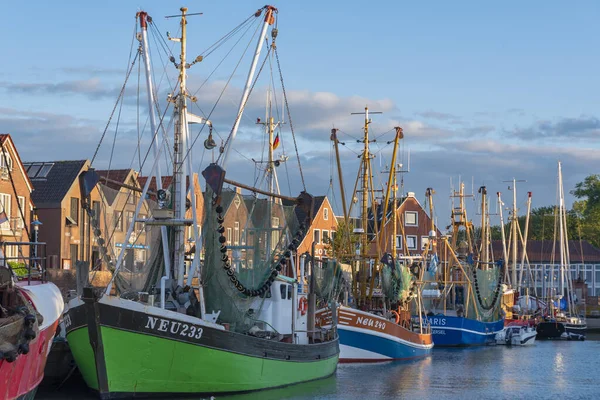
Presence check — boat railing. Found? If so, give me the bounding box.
[1,240,47,285]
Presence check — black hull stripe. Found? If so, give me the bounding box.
[68,299,339,363]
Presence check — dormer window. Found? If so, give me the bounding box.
[405,211,418,226]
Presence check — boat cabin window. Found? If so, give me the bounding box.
[279,284,292,300]
[280,284,286,299]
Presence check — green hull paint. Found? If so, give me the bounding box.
[69,325,338,395]
[66,328,99,390]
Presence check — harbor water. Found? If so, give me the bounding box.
[39,338,600,400]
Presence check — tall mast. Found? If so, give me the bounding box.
[256,87,282,253]
[518,192,532,290]
[511,179,518,288]
[171,7,189,286]
[360,107,370,304]
[379,127,403,253]
[221,6,277,169]
[479,186,487,264]
[426,187,436,256]
[558,162,565,298]
[331,129,348,222]
[138,11,172,279]
[497,192,510,283]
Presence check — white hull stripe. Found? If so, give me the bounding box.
[433,325,503,336]
[339,343,391,360]
[339,324,432,350]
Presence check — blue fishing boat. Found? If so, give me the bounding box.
[420,185,504,347]
[427,314,504,346]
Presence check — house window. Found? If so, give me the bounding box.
[27,163,42,177]
[406,235,417,250]
[313,229,320,244]
[4,245,16,262]
[92,200,101,220]
[234,221,240,245]
[17,196,25,229]
[323,208,329,221]
[70,197,79,225]
[137,214,146,232]
[0,193,12,230]
[0,153,12,172]
[421,236,430,250]
[126,211,134,230]
[405,211,418,226]
[114,211,123,231]
[393,234,403,250]
[70,244,79,263]
[322,230,330,244]
[227,228,232,245]
[38,163,54,178]
[127,191,135,205]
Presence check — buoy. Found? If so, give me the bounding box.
[298,297,308,316]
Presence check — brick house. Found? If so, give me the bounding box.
[281,196,337,271]
[243,194,289,271]
[0,134,34,263]
[97,169,152,271]
[368,191,442,258]
[216,187,250,268]
[23,160,104,270]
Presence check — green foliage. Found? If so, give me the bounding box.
[487,174,600,247]
[8,261,28,276]
[324,219,359,263]
[570,175,600,247]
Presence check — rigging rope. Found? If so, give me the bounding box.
[274,46,306,192]
[216,45,272,165]
[91,51,140,165]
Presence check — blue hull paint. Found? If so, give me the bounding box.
[338,327,431,361]
[426,315,504,347]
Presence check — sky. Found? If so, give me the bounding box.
[1,1,599,228]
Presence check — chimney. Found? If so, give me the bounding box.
[235,187,241,194]
[407,192,415,198]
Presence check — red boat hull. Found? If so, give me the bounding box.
[1,282,63,400]
[0,318,58,400]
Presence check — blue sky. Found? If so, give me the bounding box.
[1,1,599,227]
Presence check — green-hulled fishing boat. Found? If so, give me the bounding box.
[65,6,339,398]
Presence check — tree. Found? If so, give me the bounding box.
[324,220,359,262]
[571,175,600,247]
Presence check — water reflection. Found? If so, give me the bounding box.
[38,341,600,400]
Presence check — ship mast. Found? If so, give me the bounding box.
[503,178,525,289]
[137,11,172,280]
[221,6,277,169]
[479,186,487,265]
[256,87,284,254]
[351,106,381,306]
[170,7,190,286]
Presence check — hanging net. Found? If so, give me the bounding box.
[201,188,301,333]
[313,258,344,301]
[381,260,413,303]
[88,184,165,296]
[468,267,502,322]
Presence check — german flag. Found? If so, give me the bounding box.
[273,133,280,150]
